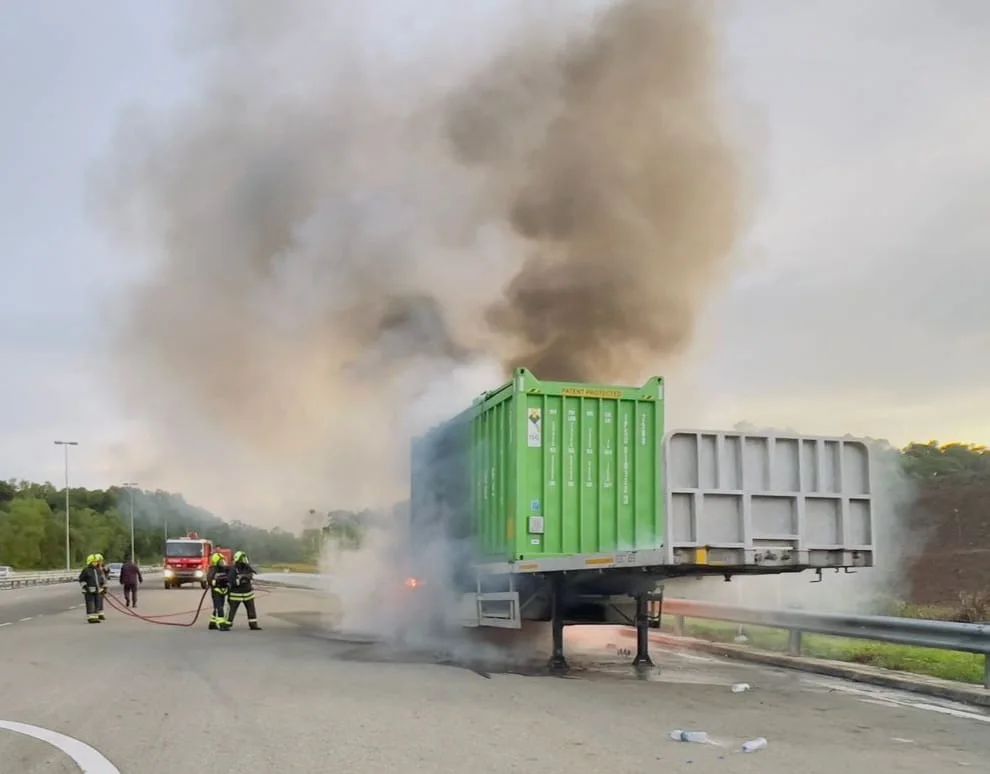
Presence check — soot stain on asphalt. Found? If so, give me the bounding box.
[269,610,671,682]
[268,610,586,680]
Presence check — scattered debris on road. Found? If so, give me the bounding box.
[670,730,709,744]
[741,737,768,753]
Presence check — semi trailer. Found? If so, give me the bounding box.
[410,369,874,669]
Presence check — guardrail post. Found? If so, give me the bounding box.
[984,655,989,690]
[674,615,685,636]
[788,629,802,656]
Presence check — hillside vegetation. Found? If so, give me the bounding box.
[0,481,320,567]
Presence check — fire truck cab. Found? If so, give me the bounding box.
[163,532,225,589]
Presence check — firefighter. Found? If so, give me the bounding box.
[206,552,231,631]
[227,551,262,630]
[78,554,106,624]
[93,552,108,620]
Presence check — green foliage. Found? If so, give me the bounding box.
[0,479,315,569]
[669,620,985,685]
[902,441,990,484]
[321,509,370,550]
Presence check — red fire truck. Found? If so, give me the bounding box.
[163,532,233,589]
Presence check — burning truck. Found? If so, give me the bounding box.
[408,369,874,668]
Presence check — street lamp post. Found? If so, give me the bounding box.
[123,482,139,562]
[54,441,79,570]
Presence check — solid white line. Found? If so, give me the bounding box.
[18,617,32,622]
[0,622,11,628]
[814,680,990,724]
[0,720,120,773]
[860,697,990,724]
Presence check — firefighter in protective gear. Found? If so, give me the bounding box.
[93,552,108,620]
[78,554,106,623]
[206,552,231,631]
[227,551,261,630]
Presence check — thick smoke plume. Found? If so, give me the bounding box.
[95,0,744,521]
[451,2,741,379]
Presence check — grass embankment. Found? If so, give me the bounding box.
[664,619,985,685]
[262,562,319,574]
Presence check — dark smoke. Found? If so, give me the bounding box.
[94,0,745,517]
[450,0,742,380]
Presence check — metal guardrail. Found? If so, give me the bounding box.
[0,566,160,590]
[658,597,990,689]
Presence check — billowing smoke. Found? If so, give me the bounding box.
[94,0,745,524]
[451,1,742,379]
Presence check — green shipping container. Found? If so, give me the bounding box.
[410,369,664,564]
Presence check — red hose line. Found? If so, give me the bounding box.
[102,582,270,626]
[105,588,209,627]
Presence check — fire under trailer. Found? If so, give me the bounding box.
[410,369,874,670]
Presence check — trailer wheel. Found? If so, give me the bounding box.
[164,581,171,590]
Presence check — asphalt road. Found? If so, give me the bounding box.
[1,583,988,773]
[0,574,164,626]
[0,582,98,626]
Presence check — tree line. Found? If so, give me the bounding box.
[0,481,318,569]
[900,442,990,484]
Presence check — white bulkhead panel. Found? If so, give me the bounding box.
[664,431,873,567]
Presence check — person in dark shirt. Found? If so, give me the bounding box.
[120,558,143,608]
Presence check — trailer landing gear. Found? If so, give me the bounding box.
[632,592,654,669]
[549,576,568,674]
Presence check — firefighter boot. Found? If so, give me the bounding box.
[208,620,218,630]
[249,622,262,631]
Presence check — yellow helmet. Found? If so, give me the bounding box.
[210,552,225,566]
[86,553,96,565]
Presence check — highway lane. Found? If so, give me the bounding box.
[1,585,988,773]
[0,573,162,626]
[0,583,90,626]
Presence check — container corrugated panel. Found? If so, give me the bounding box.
[412,369,665,563]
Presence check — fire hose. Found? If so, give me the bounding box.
[104,586,210,627]
[102,584,271,627]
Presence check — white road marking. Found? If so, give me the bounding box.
[810,679,990,724]
[0,622,11,628]
[19,617,32,622]
[0,720,120,773]
[672,650,718,664]
[860,697,990,724]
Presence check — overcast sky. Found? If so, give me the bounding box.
[1,1,987,517]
